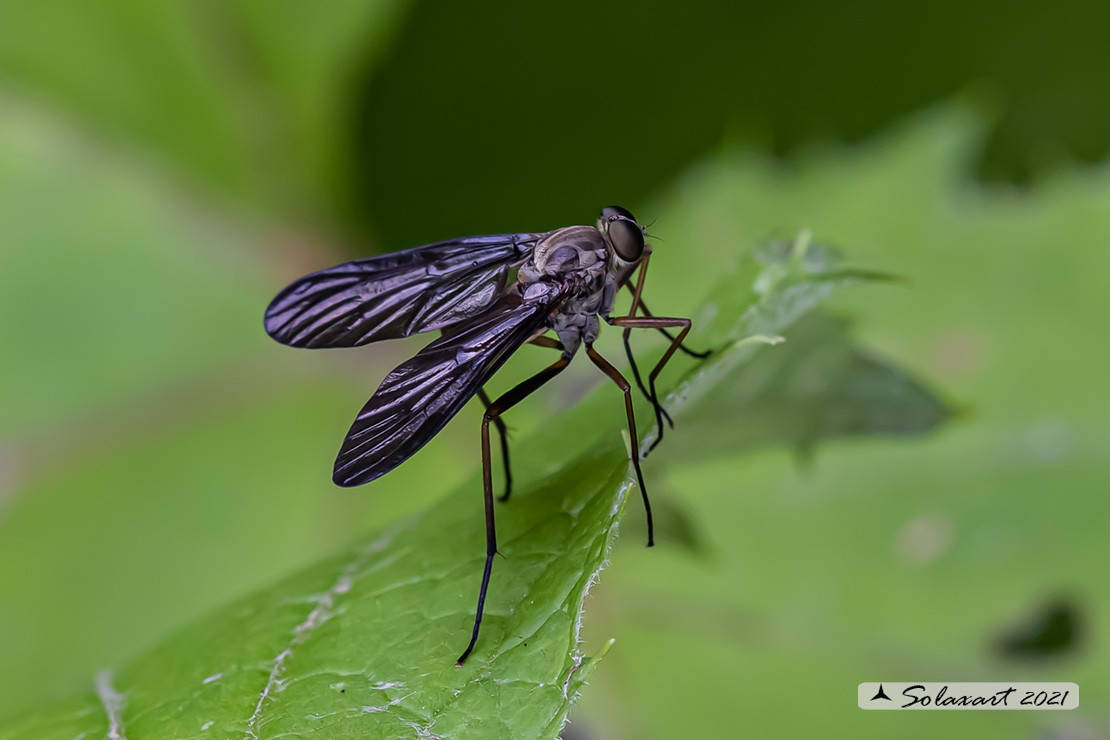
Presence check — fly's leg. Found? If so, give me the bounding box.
[623,282,711,359]
[457,356,570,666]
[478,334,565,504]
[617,248,675,429]
[610,315,692,456]
[586,345,653,547]
[528,335,564,351]
[623,332,674,429]
[476,388,512,502]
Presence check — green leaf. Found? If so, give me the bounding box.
[0,236,917,738]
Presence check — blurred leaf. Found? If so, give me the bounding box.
[622,310,951,555]
[0,0,408,221]
[0,3,259,199]
[674,311,951,462]
[620,493,710,557]
[0,97,269,434]
[0,98,270,436]
[997,597,1084,660]
[0,228,901,738]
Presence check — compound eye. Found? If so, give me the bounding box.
[609,217,645,261]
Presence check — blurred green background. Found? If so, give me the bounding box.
[1,2,1107,738]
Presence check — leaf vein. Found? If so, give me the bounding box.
[241,532,393,739]
[95,670,127,740]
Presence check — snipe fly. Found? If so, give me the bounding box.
[264,207,707,663]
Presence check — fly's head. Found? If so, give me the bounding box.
[598,206,646,266]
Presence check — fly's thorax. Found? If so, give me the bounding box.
[519,226,609,282]
[516,225,621,355]
[518,225,611,315]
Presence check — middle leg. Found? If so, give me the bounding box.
[586,345,654,547]
[610,315,692,455]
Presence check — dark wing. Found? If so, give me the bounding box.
[264,233,544,348]
[332,281,572,487]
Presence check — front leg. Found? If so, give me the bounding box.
[615,248,675,429]
[609,315,692,455]
[623,283,711,360]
